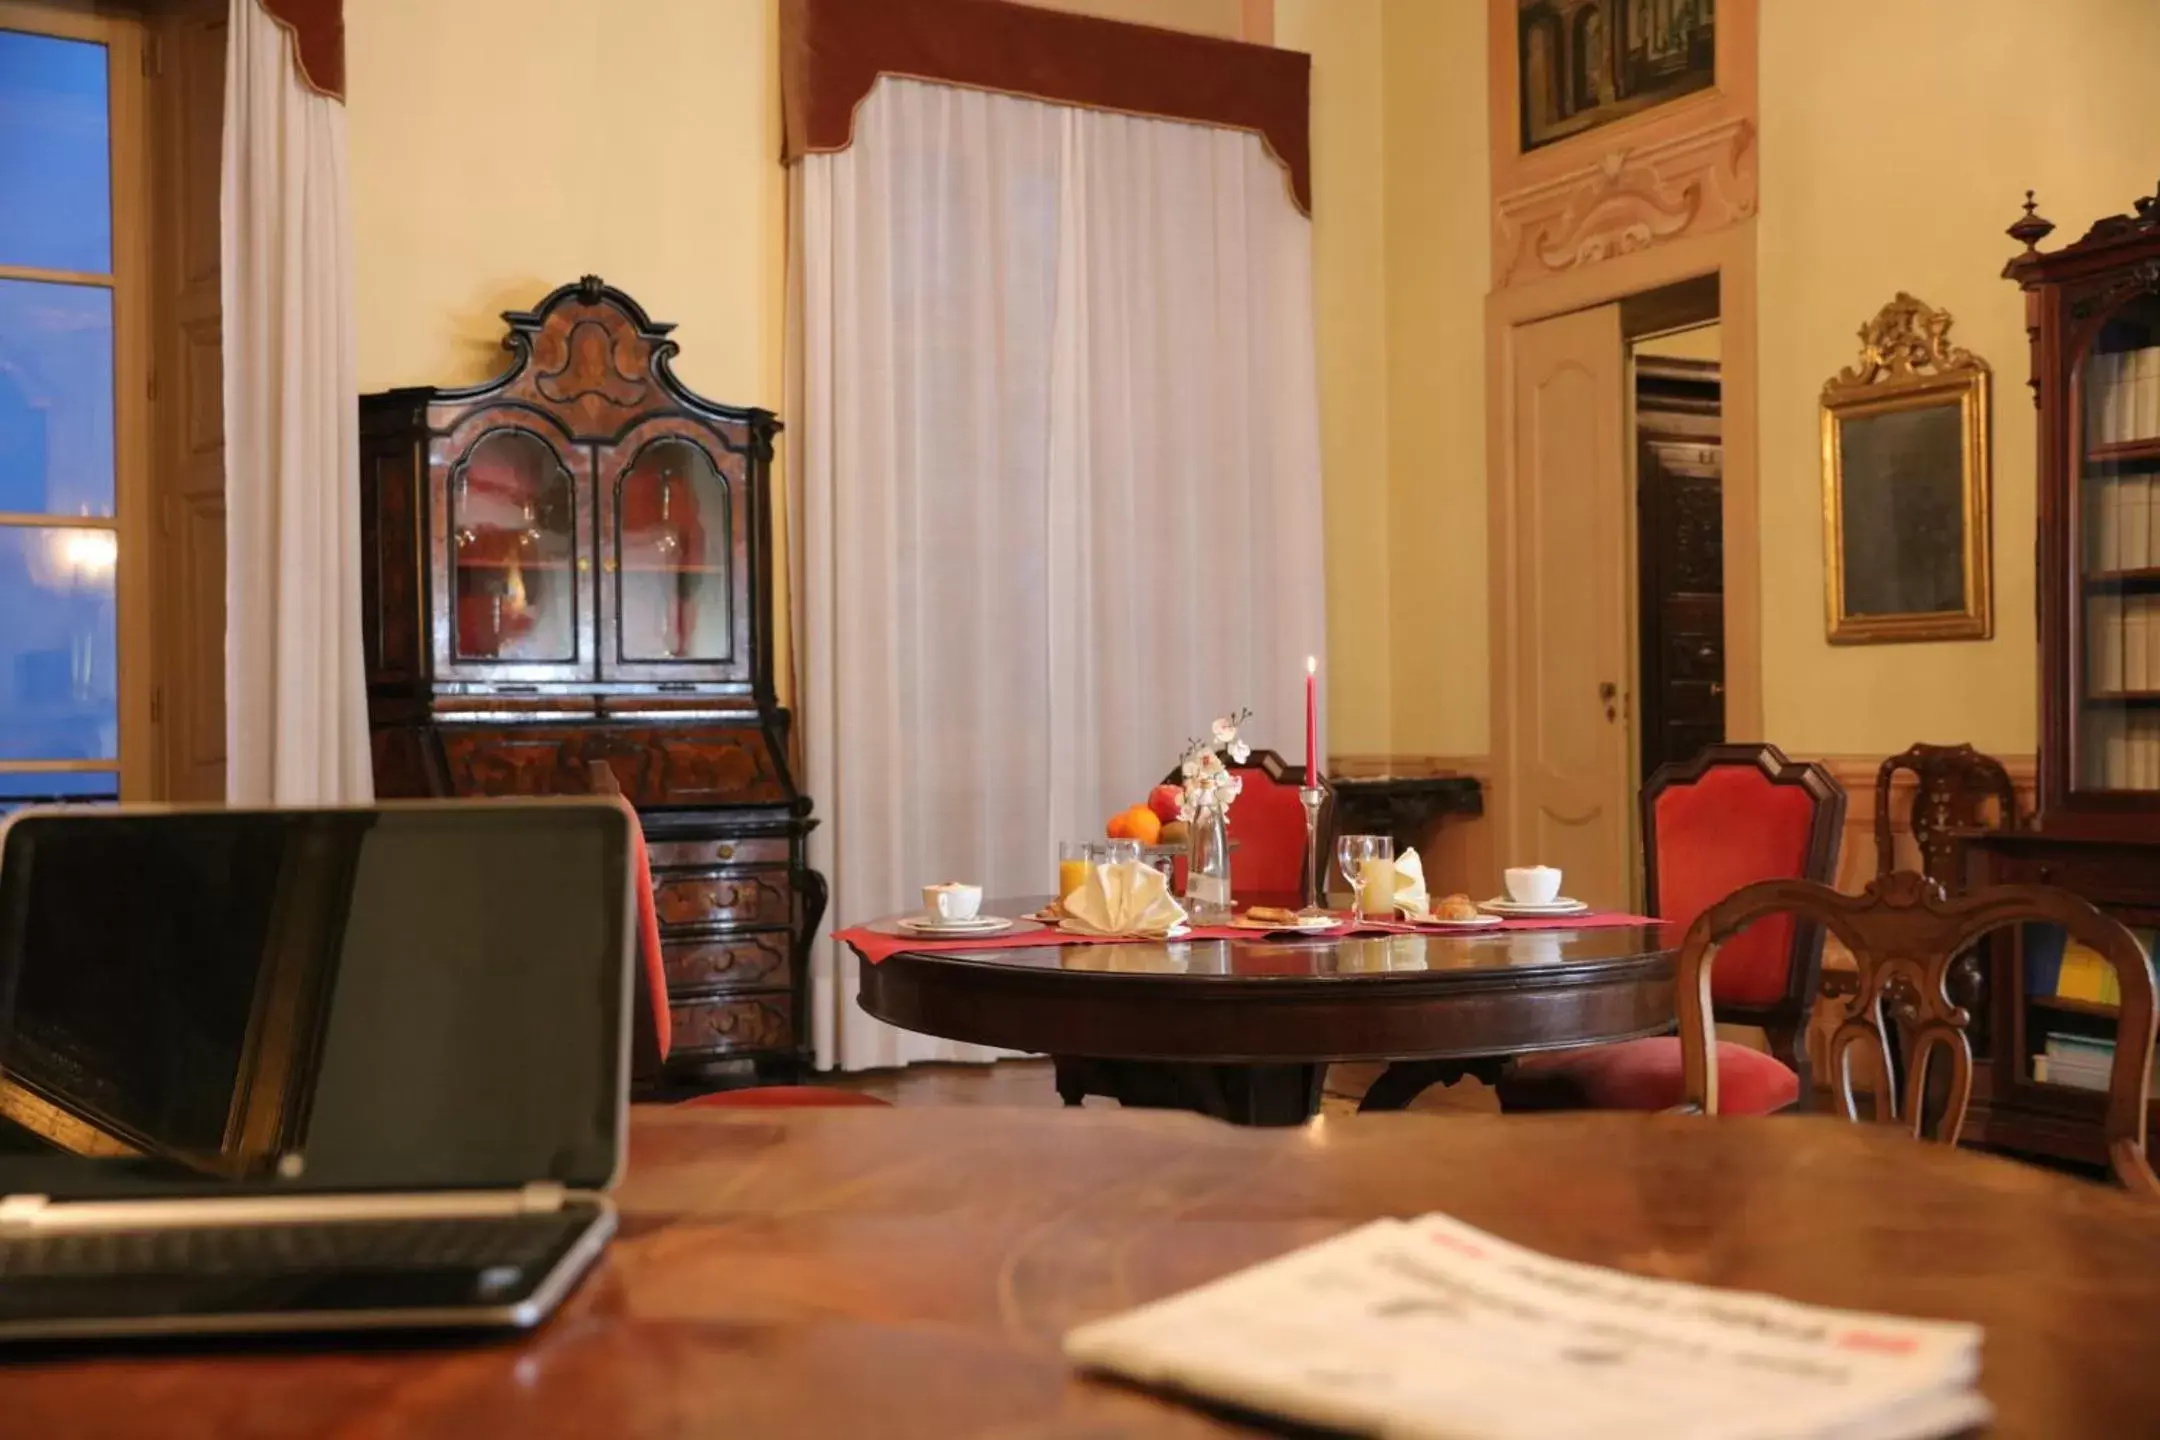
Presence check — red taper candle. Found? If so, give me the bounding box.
[1304,656,1318,781]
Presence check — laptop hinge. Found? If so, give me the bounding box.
[0,1194,49,1231]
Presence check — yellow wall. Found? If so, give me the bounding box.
[1276,0,1394,757]
[1380,0,1488,758]
[1021,0,1246,35]
[347,0,784,404]
[1757,0,2160,756]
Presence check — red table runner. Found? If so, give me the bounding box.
[834,911,1664,966]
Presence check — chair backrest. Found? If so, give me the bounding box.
[1163,748,1312,900]
[1675,871,2160,1200]
[591,762,671,1073]
[1873,742,2019,887]
[1642,743,1845,1025]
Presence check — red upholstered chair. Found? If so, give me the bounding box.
[1499,742,1846,1115]
[1161,749,1313,901]
[593,768,883,1111]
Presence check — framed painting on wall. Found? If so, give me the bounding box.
[1821,294,1993,645]
[1517,0,1715,152]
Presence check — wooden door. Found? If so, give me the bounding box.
[148,0,226,800]
[1504,304,1631,909]
[1635,358,1724,783]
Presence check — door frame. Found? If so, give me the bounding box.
[1487,219,1761,874]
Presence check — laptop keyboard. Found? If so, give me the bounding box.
[0,1212,594,1280]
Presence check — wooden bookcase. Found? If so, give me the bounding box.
[1962,187,2160,1167]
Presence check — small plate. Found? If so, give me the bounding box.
[1478,897,1590,917]
[896,915,1015,936]
[1403,913,1504,929]
[1231,914,1338,932]
[1058,922,1192,940]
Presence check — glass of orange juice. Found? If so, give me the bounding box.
[1058,841,1092,902]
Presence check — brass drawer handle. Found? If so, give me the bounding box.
[717,843,736,861]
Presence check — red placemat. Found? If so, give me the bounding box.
[834,911,1664,965]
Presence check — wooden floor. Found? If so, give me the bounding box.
[821,1057,1500,1117]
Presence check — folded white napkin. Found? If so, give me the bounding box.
[1391,849,1430,919]
[1060,860,1188,938]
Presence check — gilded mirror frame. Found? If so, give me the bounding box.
[1821,293,1993,644]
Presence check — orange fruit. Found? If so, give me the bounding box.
[1106,804,1163,845]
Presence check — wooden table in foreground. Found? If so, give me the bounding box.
[859,921,1677,1123]
[6,1107,2158,1438]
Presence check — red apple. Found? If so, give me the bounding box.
[1147,784,1183,824]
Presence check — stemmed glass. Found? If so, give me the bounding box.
[1335,834,1393,919]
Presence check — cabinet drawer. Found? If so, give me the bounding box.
[653,870,793,929]
[663,933,791,992]
[647,836,791,870]
[669,992,794,1057]
[1971,844,2160,907]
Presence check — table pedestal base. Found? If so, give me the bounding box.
[1052,1057,1325,1126]
[1354,1057,1510,1112]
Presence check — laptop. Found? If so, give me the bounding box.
[0,798,637,1341]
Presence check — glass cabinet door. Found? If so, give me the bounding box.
[446,428,585,676]
[2076,290,2160,794]
[605,436,739,677]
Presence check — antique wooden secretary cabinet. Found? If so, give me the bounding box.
[1958,188,2160,1166]
[358,277,820,1081]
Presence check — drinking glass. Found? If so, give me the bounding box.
[1057,841,1092,902]
[1336,834,1394,919]
[1093,839,1143,871]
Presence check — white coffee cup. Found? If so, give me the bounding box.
[922,882,983,922]
[1503,865,1563,905]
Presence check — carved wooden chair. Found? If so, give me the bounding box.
[1873,742,2019,885]
[1157,748,1316,900]
[1677,872,2160,1200]
[1499,742,1844,1115]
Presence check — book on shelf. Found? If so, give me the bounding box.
[2131,473,2154,570]
[2047,928,2156,1007]
[2090,593,2125,694]
[2086,346,2160,454]
[1063,1212,1992,1440]
[2034,1034,2160,1098]
[2126,595,2150,692]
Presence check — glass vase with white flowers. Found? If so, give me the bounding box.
[1175,709,1251,921]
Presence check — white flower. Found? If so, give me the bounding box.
[1228,739,1251,764]
[1181,756,1201,779]
[1211,717,1237,745]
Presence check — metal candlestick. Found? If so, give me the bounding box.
[1299,784,1327,914]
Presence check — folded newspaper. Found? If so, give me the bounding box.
[1064,1214,1988,1440]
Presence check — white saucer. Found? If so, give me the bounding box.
[1403,913,1504,929]
[896,915,1015,936]
[1478,897,1589,917]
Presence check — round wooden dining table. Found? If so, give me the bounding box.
[855,913,1677,1124]
[10,1107,2154,1439]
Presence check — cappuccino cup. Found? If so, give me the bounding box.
[1503,865,1563,905]
[923,882,983,922]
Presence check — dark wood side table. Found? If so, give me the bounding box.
[1325,773,1483,861]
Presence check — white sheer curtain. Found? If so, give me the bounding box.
[220,0,371,805]
[795,78,1324,1071]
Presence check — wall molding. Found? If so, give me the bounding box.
[1493,115,1756,290]
[1486,0,1757,292]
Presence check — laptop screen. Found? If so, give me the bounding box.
[0,802,632,1200]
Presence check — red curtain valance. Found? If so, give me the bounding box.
[257,0,344,102]
[780,0,1311,215]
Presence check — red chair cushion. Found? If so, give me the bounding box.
[1228,766,1309,898]
[1508,1038,1798,1115]
[677,1087,891,1109]
[1653,764,1822,1007]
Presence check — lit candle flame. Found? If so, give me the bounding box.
[1306,655,1316,675]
